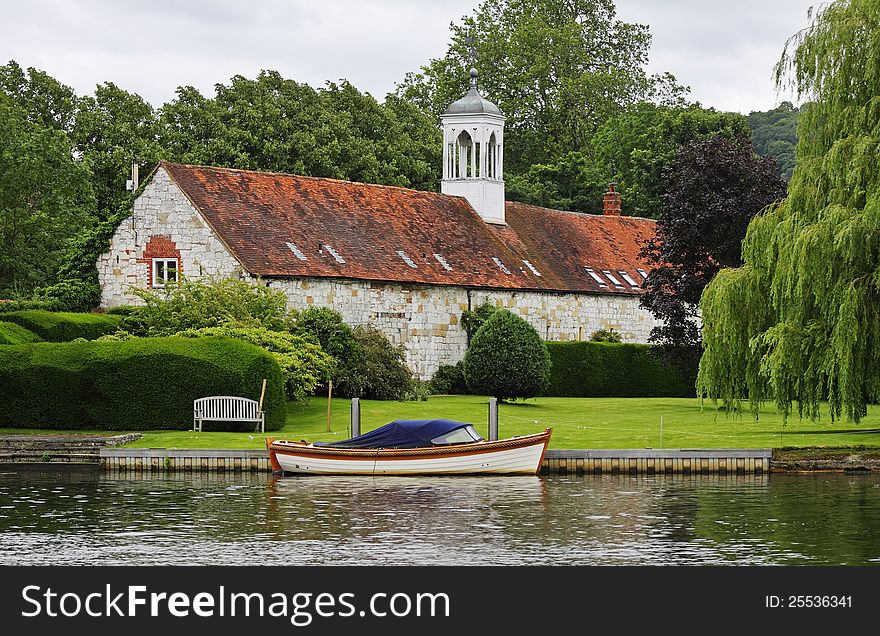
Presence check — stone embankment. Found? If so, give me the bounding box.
[0,434,142,464]
[771,447,880,472]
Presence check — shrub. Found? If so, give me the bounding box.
[336,325,414,400]
[131,276,292,334]
[404,380,431,402]
[105,305,139,316]
[292,306,361,382]
[1,310,122,342]
[590,328,622,343]
[0,336,285,430]
[176,326,333,402]
[545,341,696,397]
[40,278,101,313]
[429,362,469,395]
[463,309,550,401]
[0,321,43,345]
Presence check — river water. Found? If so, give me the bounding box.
[1,467,878,566]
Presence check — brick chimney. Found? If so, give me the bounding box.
[603,182,621,216]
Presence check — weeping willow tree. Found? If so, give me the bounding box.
[697,0,880,423]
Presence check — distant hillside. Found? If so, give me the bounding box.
[748,102,799,181]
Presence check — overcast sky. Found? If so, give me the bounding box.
[1,0,815,114]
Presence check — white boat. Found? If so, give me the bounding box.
[266,419,551,476]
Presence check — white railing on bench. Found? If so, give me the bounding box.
[193,396,265,433]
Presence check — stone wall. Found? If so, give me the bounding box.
[267,277,660,379]
[98,167,661,379]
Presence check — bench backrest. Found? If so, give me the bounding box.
[194,396,261,420]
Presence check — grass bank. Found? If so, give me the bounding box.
[92,395,880,450]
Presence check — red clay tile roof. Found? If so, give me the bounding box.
[161,161,655,295]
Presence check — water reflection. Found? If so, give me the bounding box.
[0,467,878,566]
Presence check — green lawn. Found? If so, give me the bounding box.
[103,395,880,450]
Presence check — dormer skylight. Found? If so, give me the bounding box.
[434,253,453,271]
[636,268,649,280]
[397,250,418,269]
[585,267,609,288]
[285,242,307,261]
[322,244,345,264]
[522,259,542,276]
[492,257,511,275]
[602,270,625,288]
[618,271,640,288]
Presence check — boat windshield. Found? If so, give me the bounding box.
[430,425,483,445]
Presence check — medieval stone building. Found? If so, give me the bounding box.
[97,71,660,378]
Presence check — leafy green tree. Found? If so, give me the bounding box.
[0,94,95,296]
[463,309,550,400]
[73,82,164,217]
[640,135,786,365]
[396,0,667,174]
[156,85,226,167]
[0,60,78,133]
[747,101,799,180]
[698,0,880,423]
[507,102,749,218]
[159,72,441,190]
[506,103,749,216]
[505,151,606,214]
[592,103,750,217]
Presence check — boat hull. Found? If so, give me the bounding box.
[268,430,551,475]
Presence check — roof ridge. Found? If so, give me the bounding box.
[506,200,656,223]
[160,160,453,199]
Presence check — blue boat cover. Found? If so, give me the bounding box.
[315,419,482,449]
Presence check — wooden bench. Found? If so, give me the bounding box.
[193,396,265,433]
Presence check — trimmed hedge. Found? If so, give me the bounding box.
[0,336,286,431]
[0,299,62,314]
[0,321,43,345]
[1,310,122,342]
[545,341,697,398]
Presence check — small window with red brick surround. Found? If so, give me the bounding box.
[152,258,178,288]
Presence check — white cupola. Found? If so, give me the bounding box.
[440,68,506,225]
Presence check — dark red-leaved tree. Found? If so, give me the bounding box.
[640,135,787,365]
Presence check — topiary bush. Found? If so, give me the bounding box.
[463,309,551,401]
[0,321,43,345]
[1,310,122,342]
[545,341,696,397]
[0,336,285,430]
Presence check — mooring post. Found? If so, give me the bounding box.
[351,397,360,438]
[488,397,498,441]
